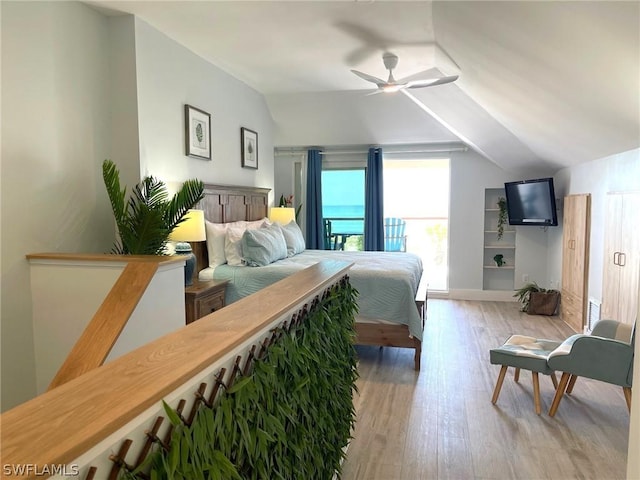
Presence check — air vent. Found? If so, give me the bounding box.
[587,298,601,333]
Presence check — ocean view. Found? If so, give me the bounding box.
[323,205,364,234]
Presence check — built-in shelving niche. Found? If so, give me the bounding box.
[483,188,516,291]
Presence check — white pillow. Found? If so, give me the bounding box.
[248,218,270,229]
[280,221,306,256]
[224,219,268,266]
[241,224,288,266]
[205,220,231,267]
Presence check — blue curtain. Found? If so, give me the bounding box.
[305,149,325,249]
[364,147,384,251]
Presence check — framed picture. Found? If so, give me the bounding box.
[241,127,258,169]
[184,105,211,160]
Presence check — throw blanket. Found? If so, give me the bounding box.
[209,250,424,340]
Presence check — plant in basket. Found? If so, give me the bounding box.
[514,282,560,315]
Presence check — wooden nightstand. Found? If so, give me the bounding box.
[184,280,229,324]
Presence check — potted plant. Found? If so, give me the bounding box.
[493,254,505,267]
[279,193,303,222]
[102,159,204,255]
[497,197,507,240]
[514,282,560,315]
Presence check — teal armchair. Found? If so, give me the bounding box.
[547,319,634,416]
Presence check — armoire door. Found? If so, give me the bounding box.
[561,194,591,332]
[602,192,640,325]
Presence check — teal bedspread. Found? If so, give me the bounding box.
[208,250,424,340]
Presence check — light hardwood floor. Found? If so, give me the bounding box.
[341,299,630,480]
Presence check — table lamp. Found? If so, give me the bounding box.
[169,209,206,286]
[269,207,295,225]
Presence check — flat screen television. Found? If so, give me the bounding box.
[504,177,558,226]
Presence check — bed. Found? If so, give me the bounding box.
[191,184,428,370]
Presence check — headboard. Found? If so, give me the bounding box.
[191,184,271,274]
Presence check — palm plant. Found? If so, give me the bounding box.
[102,159,204,255]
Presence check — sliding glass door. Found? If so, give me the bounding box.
[383,159,450,291]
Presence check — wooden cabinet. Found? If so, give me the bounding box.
[483,188,516,291]
[561,194,591,332]
[185,280,229,324]
[601,192,640,326]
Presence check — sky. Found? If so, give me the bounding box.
[322,170,365,207]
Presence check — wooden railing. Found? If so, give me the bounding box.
[25,253,185,391]
[1,260,351,478]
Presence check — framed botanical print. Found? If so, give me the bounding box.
[185,105,211,160]
[241,127,258,169]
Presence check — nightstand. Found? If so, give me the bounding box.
[184,280,229,324]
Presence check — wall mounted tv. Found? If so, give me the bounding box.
[504,177,558,226]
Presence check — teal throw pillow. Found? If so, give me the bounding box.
[241,224,288,267]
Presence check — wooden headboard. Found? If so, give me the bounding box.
[191,184,271,274]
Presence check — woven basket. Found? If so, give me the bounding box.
[527,291,560,316]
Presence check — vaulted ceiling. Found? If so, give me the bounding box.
[90,1,639,174]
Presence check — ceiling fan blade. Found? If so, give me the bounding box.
[351,69,386,87]
[406,75,459,89]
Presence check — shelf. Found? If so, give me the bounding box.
[483,187,515,291]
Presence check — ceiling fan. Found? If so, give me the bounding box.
[351,52,458,94]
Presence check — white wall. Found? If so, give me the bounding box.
[108,14,141,190]
[1,1,114,411]
[449,150,553,293]
[134,19,275,197]
[0,5,276,411]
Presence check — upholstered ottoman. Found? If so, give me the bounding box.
[490,335,561,415]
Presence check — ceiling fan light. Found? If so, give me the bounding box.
[383,84,402,93]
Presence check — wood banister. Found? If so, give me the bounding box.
[1,261,352,477]
[48,261,159,390]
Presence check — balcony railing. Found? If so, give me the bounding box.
[324,217,364,250]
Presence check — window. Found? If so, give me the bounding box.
[322,169,365,250]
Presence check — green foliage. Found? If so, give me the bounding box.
[425,222,447,265]
[497,197,507,240]
[513,281,558,312]
[344,235,363,251]
[134,279,359,479]
[102,160,204,255]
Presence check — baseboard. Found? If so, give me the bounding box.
[429,289,518,302]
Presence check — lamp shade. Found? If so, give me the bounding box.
[169,209,205,287]
[269,207,295,225]
[169,209,206,242]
